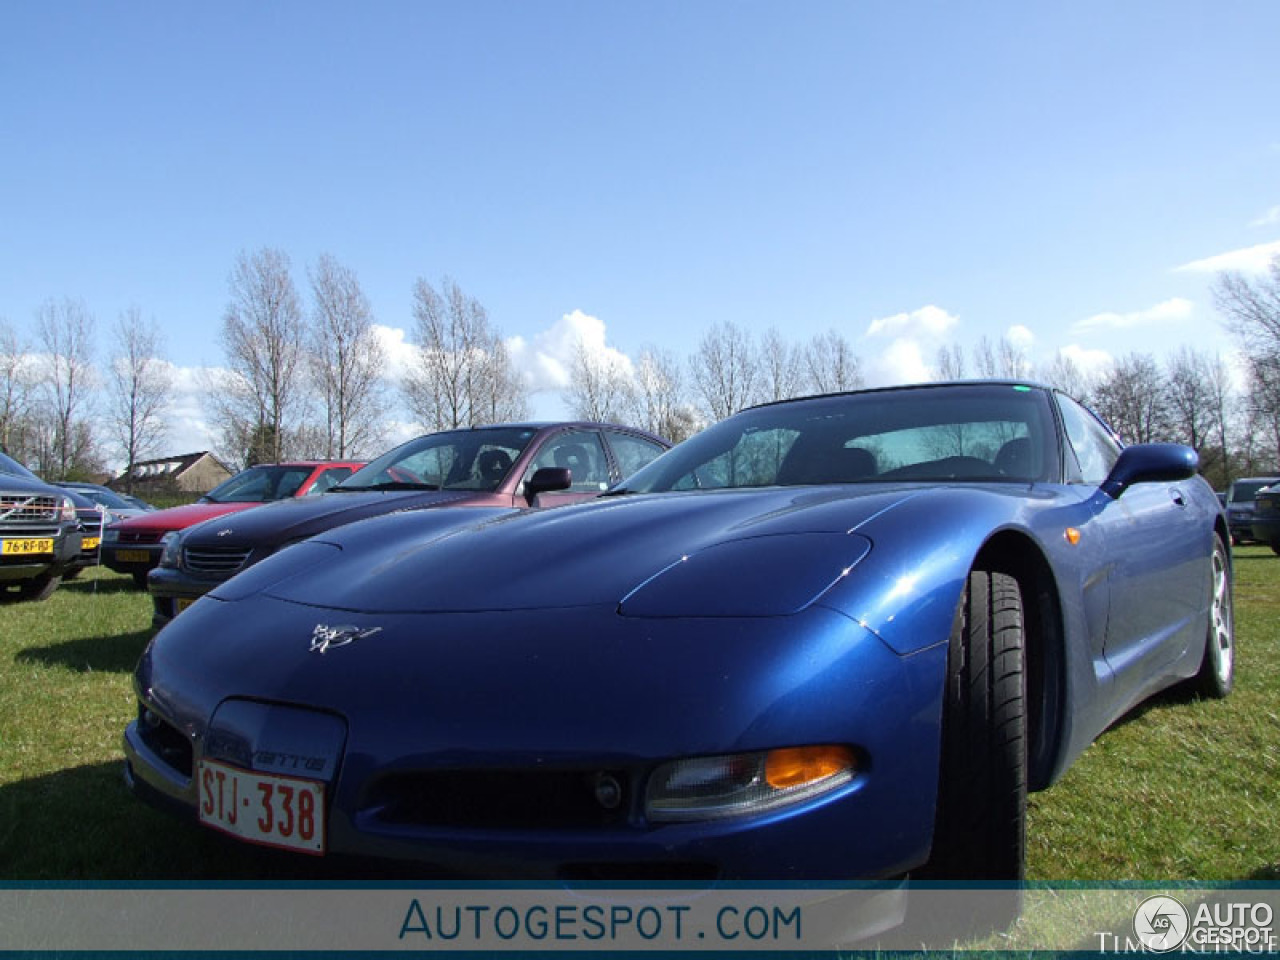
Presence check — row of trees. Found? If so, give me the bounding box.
[3,248,1280,492]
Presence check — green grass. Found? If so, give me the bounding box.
[1,552,1277,901]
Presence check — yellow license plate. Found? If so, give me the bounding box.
[115,549,151,563]
[197,759,325,854]
[1,538,54,556]
[81,537,100,551]
[175,597,196,614]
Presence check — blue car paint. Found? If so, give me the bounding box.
[124,382,1227,883]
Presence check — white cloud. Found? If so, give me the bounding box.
[1006,324,1035,350]
[507,309,634,394]
[1072,297,1194,333]
[371,324,417,381]
[1250,205,1280,228]
[865,304,959,340]
[1058,344,1113,375]
[1174,240,1280,274]
[863,338,934,388]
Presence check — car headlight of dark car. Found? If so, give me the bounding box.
[645,746,858,822]
[157,531,183,568]
[102,527,120,543]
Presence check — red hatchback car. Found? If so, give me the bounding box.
[101,461,363,587]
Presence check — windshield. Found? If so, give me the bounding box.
[0,451,39,481]
[64,486,135,510]
[1228,480,1277,504]
[337,427,539,493]
[203,465,315,503]
[620,384,1059,494]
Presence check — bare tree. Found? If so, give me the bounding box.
[472,333,529,424]
[403,277,527,431]
[563,338,630,423]
[214,249,309,465]
[690,321,760,422]
[308,254,388,458]
[973,334,1031,380]
[1090,353,1171,444]
[107,307,171,491]
[37,297,97,479]
[758,329,804,402]
[1215,254,1280,464]
[627,346,694,441]
[1037,350,1092,401]
[804,329,862,394]
[1164,347,1227,477]
[0,319,36,455]
[934,342,967,381]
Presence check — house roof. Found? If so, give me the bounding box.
[111,451,233,485]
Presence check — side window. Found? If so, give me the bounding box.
[306,467,353,495]
[522,432,612,492]
[274,469,312,499]
[607,432,667,479]
[1056,395,1120,486]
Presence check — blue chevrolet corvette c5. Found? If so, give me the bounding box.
[124,382,1233,883]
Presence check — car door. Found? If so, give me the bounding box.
[521,430,615,508]
[1056,395,1204,705]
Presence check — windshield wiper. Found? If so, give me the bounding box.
[334,481,441,492]
[600,487,638,498]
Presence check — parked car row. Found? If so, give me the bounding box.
[118,382,1235,922]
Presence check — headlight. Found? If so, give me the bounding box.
[103,528,120,543]
[59,497,76,521]
[645,745,857,822]
[158,531,183,569]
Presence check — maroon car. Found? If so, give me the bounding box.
[147,422,670,626]
[101,460,363,587]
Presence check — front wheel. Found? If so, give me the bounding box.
[924,569,1027,881]
[1193,535,1234,698]
[18,572,61,602]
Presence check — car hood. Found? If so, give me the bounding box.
[0,473,66,497]
[254,485,926,615]
[112,501,255,533]
[181,489,482,546]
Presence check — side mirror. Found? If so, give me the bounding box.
[1100,443,1198,499]
[525,467,571,502]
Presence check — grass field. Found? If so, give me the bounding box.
[1,549,1277,940]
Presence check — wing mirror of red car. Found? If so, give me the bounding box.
[525,467,572,503]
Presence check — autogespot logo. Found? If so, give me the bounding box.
[1133,895,1191,952]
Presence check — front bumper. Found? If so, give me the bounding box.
[102,541,163,577]
[1228,512,1256,542]
[0,529,80,582]
[147,566,219,628]
[124,600,948,883]
[1250,516,1280,547]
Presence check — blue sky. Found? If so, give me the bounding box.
[3,1,1279,456]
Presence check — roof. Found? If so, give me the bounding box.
[114,451,233,484]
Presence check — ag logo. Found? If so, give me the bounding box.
[309,623,383,655]
[1133,895,1190,952]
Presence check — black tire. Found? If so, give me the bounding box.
[1194,535,1234,699]
[927,569,1027,880]
[18,572,61,602]
[131,571,149,589]
[63,567,82,581]
[1270,540,1280,557]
